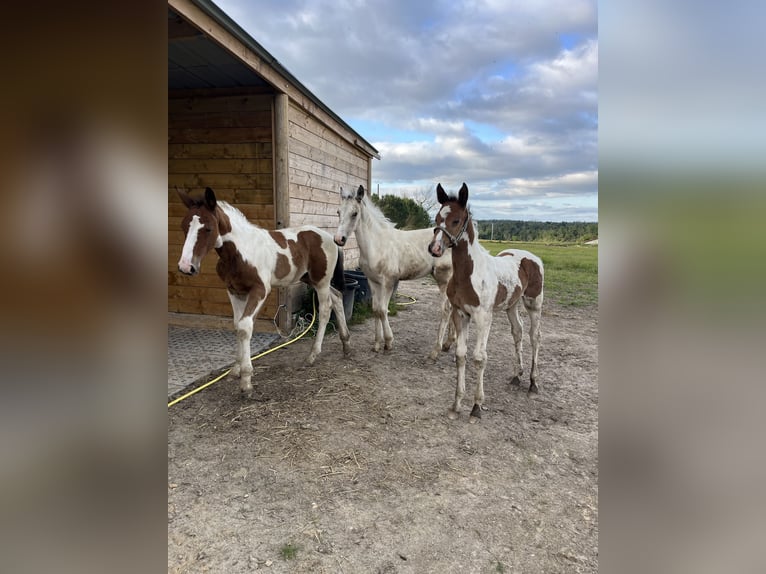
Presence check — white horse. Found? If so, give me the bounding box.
[177,186,351,397]
[428,183,544,423]
[334,185,453,358]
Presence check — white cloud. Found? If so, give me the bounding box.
[215,0,598,220]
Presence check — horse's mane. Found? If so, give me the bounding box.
[361,194,396,228]
[218,201,256,229]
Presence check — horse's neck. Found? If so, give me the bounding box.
[356,202,394,255]
[218,204,268,248]
[450,229,484,283]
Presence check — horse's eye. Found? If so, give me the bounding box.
[351,212,357,218]
[336,210,340,216]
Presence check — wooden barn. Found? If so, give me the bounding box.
[168,0,379,332]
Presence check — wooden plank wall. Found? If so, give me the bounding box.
[288,103,369,270]
[168,93,278,322]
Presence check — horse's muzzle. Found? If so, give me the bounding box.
[178,263,198,276]
[334,235,347,247]
[428,240,444,258]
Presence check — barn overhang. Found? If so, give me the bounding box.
[168,0,379,160]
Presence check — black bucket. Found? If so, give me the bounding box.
[344,269,371,304]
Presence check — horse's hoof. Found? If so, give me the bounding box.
[441,343,452,352]
[447,409,459,420]
[306,354,317,365]
[469,416,480,424]
[510,376,521,387]
[240,387,253,399]
[470,404,482,420]
[428,350,439,361]
[528,383,539,394]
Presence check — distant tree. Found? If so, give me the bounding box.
[407,185,439,219]
[371,194,431,229]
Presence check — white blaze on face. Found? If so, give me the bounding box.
[178,214,203,273]
[334,202,358,245]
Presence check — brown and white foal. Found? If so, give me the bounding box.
[177,187,351,397]
[428,183,544,422]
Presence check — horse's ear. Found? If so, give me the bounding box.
[204,187,217,211]
[457,183,469,207]
[436,183,448,205]
[356,185,365,202]
[177,187,194,209]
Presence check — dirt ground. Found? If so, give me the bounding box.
[168,279,598,573]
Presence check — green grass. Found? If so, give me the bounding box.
[481,240,598,307]
[279,543,299,561]
[348,297,398,325]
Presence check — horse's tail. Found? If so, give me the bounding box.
[330,246,345,292]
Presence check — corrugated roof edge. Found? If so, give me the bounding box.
[189,0,380,160]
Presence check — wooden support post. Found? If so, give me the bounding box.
[274,93,291,332]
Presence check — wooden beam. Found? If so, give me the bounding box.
[168,0,379,159]
[273,92,291,333]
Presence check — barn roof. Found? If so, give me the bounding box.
[168,0,380,159]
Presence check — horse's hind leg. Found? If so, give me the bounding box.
[329,287,352,356]
[430,287,453,360]
[307,285,333,364]
[523,294,543,393]
[506,303,524,387]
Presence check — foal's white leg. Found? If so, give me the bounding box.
[369,279,394,352]
[448,310,470,420]
[430,268,455,359]
[235,314,255,396]
[329,287,352,356]
[228,289,267,397]
[506,303,524,387]
[227,292,248,379]
[469,310,493,423]
[430,287,453,360]
[307,286,333,364]
[523,294,543,393]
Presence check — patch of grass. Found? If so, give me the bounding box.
[495,560,506,573]
[349,297,398,325]
[279,543,299,561]
[481,240,598,307]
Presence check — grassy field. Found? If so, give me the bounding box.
[481,240,598,307]
[308,240,597,328]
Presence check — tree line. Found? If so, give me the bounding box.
[371,194,598,243]
[476,220,598,243]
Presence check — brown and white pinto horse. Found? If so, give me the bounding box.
[334,185,453,358]
[177,187,351,397]
[428,183,544,423]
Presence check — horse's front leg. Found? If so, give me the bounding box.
[229,289,266,398]
[370,279,394,352]
[469,310,493,423]
[448,309,470,420]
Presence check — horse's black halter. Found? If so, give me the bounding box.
[436,211,471,248]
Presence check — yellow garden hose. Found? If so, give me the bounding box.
[168,295,317,408]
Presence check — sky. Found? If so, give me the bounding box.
[216,0,598,222]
